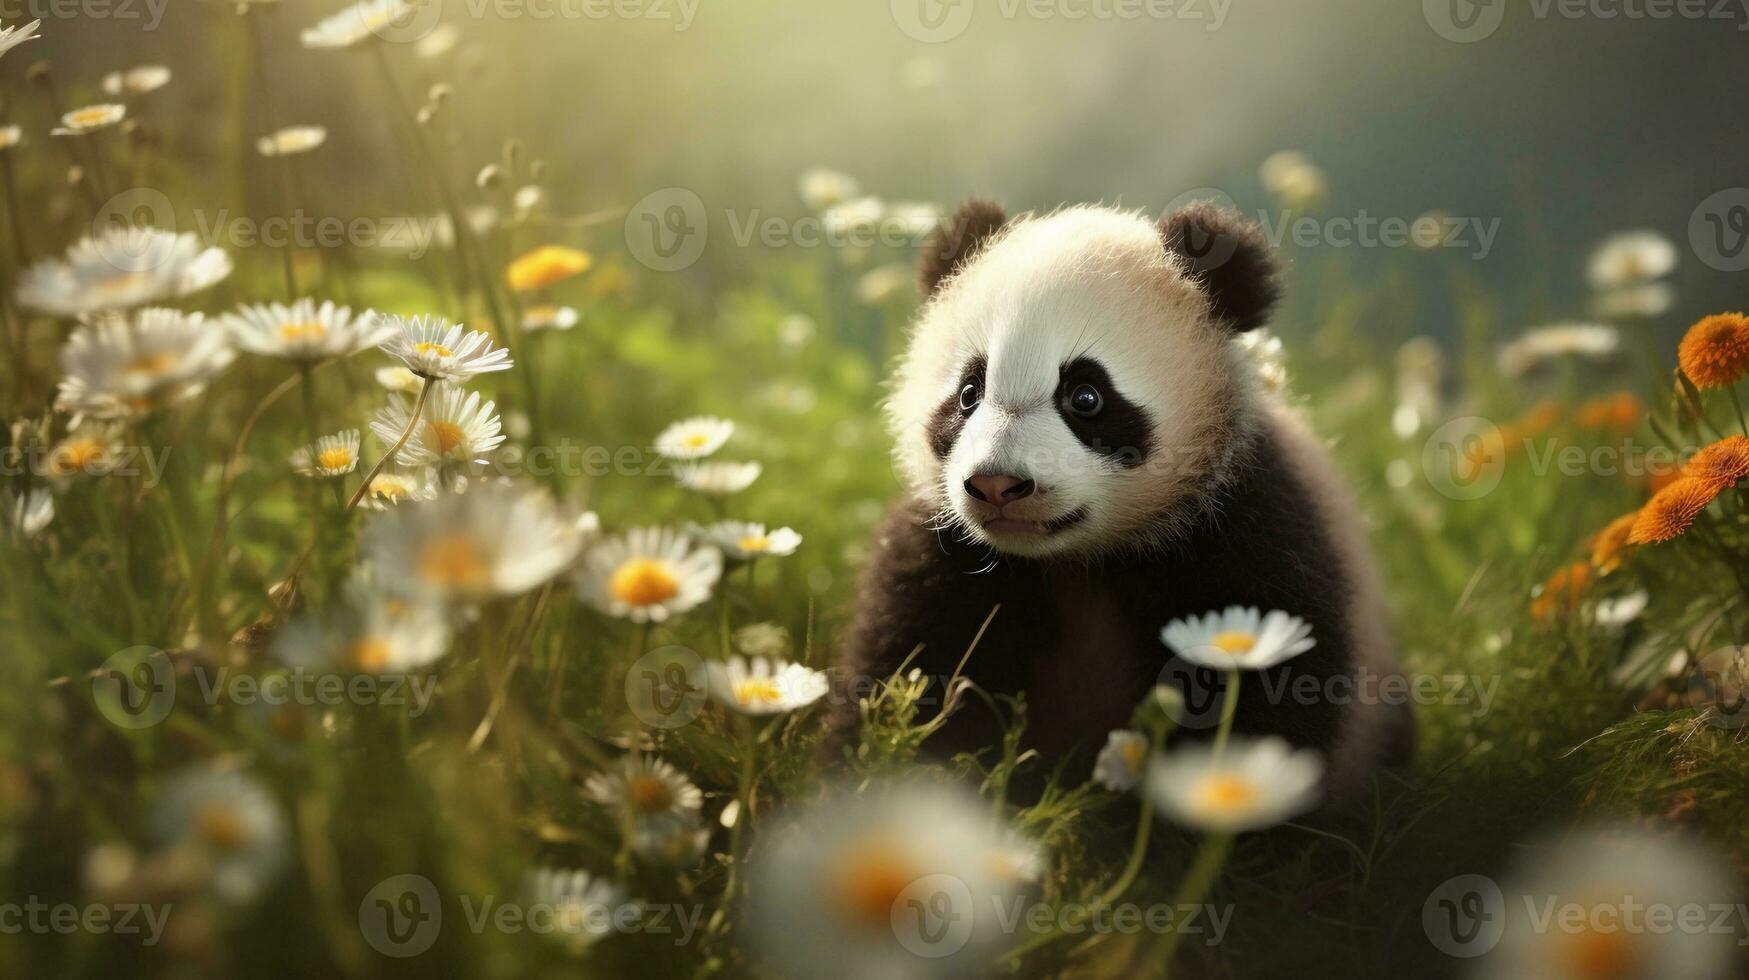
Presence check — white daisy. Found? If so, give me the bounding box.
[695,521,802,560]
[101,65,172,96]
[290,429,361,478]
[255,125,328,157]
[0,19,41,61]
[51,103,127,136]
[584,752,703,823]
[524,867,636,953]
[5,487,53,539]
[747,782,1034,979]
[675,461,761,497]
[821,196,884,238]
[150,768,287,905]
[1146,736,1322,833]
[797,167,860,211]
[224,299,389,361]
[300,0,415,48]
[1592,590,1649,631]
[361,467,437,509]
[55,308,235,417]
[0,125,20,150]
[274,597,451,673]
[1093,729,1149,792]
[1497,323,1620,377]
[653,416,733,460]
[1586,230,1677,290]
[575,527,721,623]
[18,227,231,317]
[520,303,579,333]
[705,655,828,715]
[42,422,123,484]
[1483,827,1739,980]
[370,382,505,468]
[1160,606,1316,671]
[376,314,512,381]
[1590,281,1675,320]
[375,365,423,393]
[360,480,582,602]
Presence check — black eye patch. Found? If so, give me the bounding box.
[927,356,985,459]
[1055,358,1153,467]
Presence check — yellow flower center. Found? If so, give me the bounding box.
[1118,738,1147,773]
[414,341,454,358]
[732,678,783,707]
[684,432,711,449]
[1559,927,1641,980]
[98,272,151,298]
[68,107,115,127]
[1210,631,1258,656]
[427,420,466,455]
[52,438,106,475]
[370,477,410,502]
[194,803,247,852]
[418,533,490,590]
[349,637,393,672]
[125,352,176,377]
[278,320,328,343]
[316,446,355,471]
[1196,774,1260,814]
[736,535,770,554]
[625,775,675,813]
[831,839,921,930]
[609,558,680,607]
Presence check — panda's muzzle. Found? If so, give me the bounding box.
[963,473,1034,504]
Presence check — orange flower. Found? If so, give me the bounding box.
[1575,392,1644,434]
[1628,477,1720,544]
[1588,512,1639,575]
[1677,313,1749,388]
[1516,400,1563,437]
[1682,435,1749,491]
[506,245,592,292]
[1531,561,1592,620]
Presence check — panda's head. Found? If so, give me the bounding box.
[887,200,1281,559]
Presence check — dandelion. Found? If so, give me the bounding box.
[1497,323,1619,377]
[798,167,860,211]
[4,487,53,539]
[274,598,451,673]
[734,622,792,659]
[746,783,1034,979]
[151,768,287,905]
[1676,313,1749,389]
[1146,737,1322,833]
[1586,230,1677,289]
[506,245,591,292]
[370,382,504,468]
[675,461,761,496]
[300,0,416,48]
[0,19,41,61]
[575,526,722,623]
[696,521,802,560]
[256,125,328,157]
[520,304,578,332]
[524,868,635,954]
[1259,150,1328,211]
[360,481,582,602]
[290,429,361,478]
[55,308,235,417]
[1628,477,1718,545]
[18,227,232,316]
[584,752,703,823]
[101,65,171,96]
[51,103,127,136]
[1093,729,1149,792]
[1682,435,1749,491]
[1530,562,1592,620]
[224,299,389,361]
[705,655,828,715]
[1160,606,1316,671]
[42,422,122,484]
[1588,512,1639,574]
[654,416,733,460]
[377,314,512,381]
[360,467,436,509]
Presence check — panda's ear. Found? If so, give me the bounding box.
[919,198,1007,299]
[1158,202,1280,332]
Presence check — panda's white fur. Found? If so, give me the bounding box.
[889,205,1260,558]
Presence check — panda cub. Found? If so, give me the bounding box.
[835,199,1412,801]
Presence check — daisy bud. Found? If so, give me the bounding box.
[475,164,505,191]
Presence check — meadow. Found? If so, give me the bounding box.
[3,6,1749,979]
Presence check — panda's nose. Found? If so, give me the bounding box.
[964,473,1035,504]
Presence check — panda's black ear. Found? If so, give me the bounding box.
[1158,202,1280,332]
[919,198,1006,299]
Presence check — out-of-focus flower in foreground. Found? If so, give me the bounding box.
[654,416,733,460]
[675,460,761,497]
[1146,737,1322,833]
[55,308,235,417]
[19,227,232,316]
[150,768,287,906]
[1161,606,1316,671]
[362,481,582,603]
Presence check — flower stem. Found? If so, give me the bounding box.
[1152,832,1234,978]
[346,377,432,510]
[1213,669,1241,758]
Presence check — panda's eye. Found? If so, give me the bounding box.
[958,382,981,412]
[1064,383,1103,417]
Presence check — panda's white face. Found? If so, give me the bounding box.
[889,206,1257,558]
